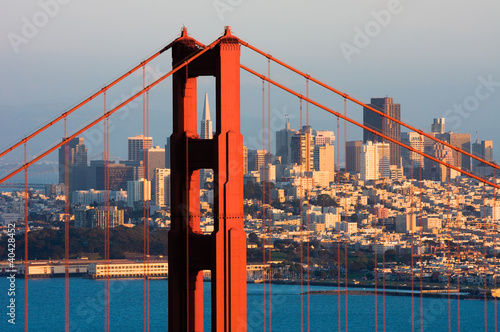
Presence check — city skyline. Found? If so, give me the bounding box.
[1,2,499,163]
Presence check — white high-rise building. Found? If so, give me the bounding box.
[360,141,390,181]
[128,135,152,161]
[200,92,213,140]
[153,169,170,207]
[315,130,335,146]
[127,178,151,208]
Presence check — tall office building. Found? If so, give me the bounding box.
[431,118,445,134]
[363,97,401,167]
[142,146,166,181]
[315,130,335,146]
[58,137,88,194]
[87,160,135,191]
[200,92,213,140]
[275,116,297,166]
[290,132,314,171]
[153,168,170,207]
[127,178,151,209]
[401,132,424,178]
[359,141,390,181]
[128,135,152,161]
[472,139,493,172]
[314,143,335,182]
[200,93,213,187]
[243,146,248,175]
[247,149,267,173]
[346,141,362,174]
[437,132,471,171]
[165,137,171,169]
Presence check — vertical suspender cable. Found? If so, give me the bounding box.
[343,97,348,332]
[455,155,460,332]
[299,97,304,332]
[335,114,341,332]
[482,184,487,331]
[268,58,272,332]
[104,89,110,332]
[410,159,414,332]
[374,134,378,332]
[24,142,29,332]
[381,111,386,332]
[494,169,497,332]
[306,78,310,332]
[64,118,70,332]
[447,169,451,332]
[419,160,423,332]
[146,89,150,332]
[261,78,266,331]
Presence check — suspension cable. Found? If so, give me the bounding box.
[238,40,499,172]
[0,39,221,186]
[0,42,177,160]
[240,65,500,191]
[64,117,70,332]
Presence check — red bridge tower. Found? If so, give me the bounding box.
[168,27,247,331]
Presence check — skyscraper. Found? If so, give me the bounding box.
[128,135,152,161]
[315,130,335,146]
[346,141,362,174]
[472,139,493,172]
[200,93,213,187]
[359,141,390,181]
[153,168,170,207]
[363,97,401,167]
[142,146,166,181]
[200,92,213,140]
[401,132,424,178]
[431,118,445,134]
[290,132,314,171]
[275,116,297,166]
[314,143,335,182]
[58,137,88,194]
[437,132,471,171]
[127,178,151,209]
[247,149,267,173]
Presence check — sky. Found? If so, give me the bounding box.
[1,0,499,169]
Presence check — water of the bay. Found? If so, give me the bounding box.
[1,278,497,331]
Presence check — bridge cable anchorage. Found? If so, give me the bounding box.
[240,64,500,190]
[238,40,500,173]
[0,39,221,186]
[0,42,177,160]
